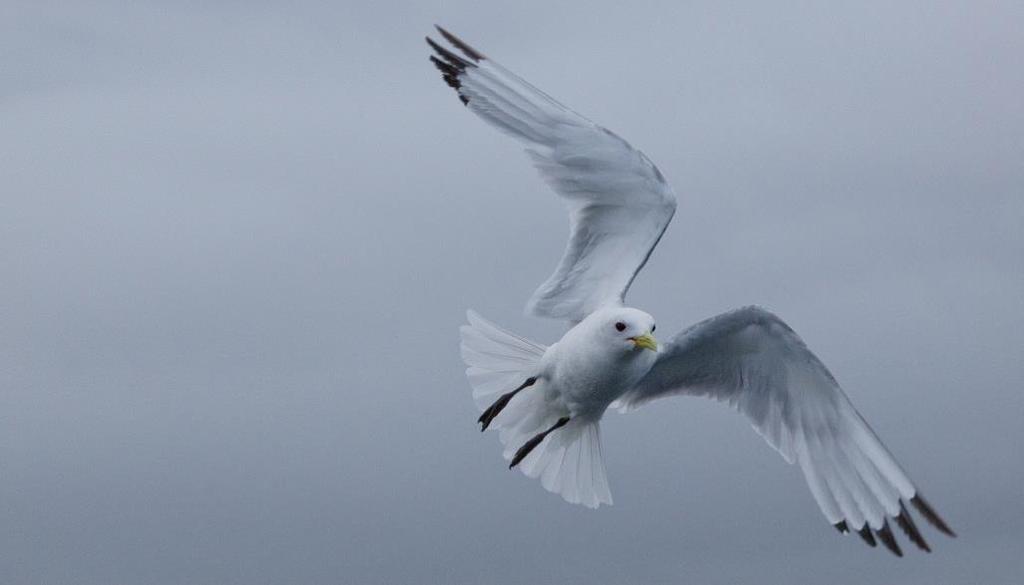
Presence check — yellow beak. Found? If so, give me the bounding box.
[629,332,658,352]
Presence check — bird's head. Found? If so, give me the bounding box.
[591,307,659,354]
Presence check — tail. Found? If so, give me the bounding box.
[459,310,613,508]
[513,417,613,508]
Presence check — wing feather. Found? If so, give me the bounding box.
[621,306,953,554]
[427,27,676,322]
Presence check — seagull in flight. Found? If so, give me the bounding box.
[427,26,954,556]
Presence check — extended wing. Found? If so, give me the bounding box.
[427,27,677,323]
[620,306,954,555]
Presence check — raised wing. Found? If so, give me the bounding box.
[620,306,954,555]
[427,27,677,323]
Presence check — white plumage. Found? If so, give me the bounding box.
[430,26,953,555]
[431,31,675,323]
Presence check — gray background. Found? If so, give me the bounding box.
[2,1,1022,584]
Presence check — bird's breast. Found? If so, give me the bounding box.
[550,346,656,417]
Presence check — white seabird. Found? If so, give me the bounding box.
[427,26,954,556]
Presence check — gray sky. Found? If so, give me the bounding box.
[2,1,1022,583]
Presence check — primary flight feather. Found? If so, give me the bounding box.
[427,26,953,556]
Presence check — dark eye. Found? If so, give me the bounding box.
[651,324,656,332]
[615,322,626,332]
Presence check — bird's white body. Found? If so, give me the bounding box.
[460,306,659,508]
[540,307,658,420]
[432,26,953,553]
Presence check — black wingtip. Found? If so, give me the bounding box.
[875,521,904,557]
[426,34,473,105]
[911,494,956,537]
[434,25,485,61]
[425,36,472,69]
[837,497,947,555]
[429,56,461,89]
[896,500,932,552]
[857,525,878,547]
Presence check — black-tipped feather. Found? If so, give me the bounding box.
[435,25,485,62]
[836,494,953,554]
[426,36,473,70]
[426,35,475,104]
[429,55,460,79]
[429,56,463,94]
[896,500,931,552]
[857,526,877,547]
[875,521,903,557]
[911,494,956,537]
[836,497,949,554]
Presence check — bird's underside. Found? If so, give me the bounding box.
[429,26,954,556]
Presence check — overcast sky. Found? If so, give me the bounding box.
[2,1,1022,584]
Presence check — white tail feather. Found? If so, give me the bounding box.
[517,419,612,508]
[459,310,613,508]
[459,309,546,409]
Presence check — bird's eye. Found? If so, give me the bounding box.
[651,324,656,332]
[615,322,626,332]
